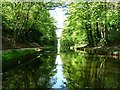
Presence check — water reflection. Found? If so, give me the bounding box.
[60,51,120,89]
[51,55,67,88]
[2,51,57,89]
[2,50,120,89]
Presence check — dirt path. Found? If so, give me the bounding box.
[2,47,43,53]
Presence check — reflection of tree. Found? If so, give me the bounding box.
[118,60,120,88]
[84,56,106,88]
[60,51,120,89]
[2,51,57,89]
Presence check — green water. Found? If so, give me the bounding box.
[60,51,120,89]
[2,50,120,89]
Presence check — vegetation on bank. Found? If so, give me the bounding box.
[2,49,40,72]
[2,49,37,61]
[61,2,120,52]
[74,42,120,56]
[1,2,58,49]
[2,46,57,72]
[1,1,61,71]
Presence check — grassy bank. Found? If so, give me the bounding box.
[3,49,35,60]
[2,49,40,72]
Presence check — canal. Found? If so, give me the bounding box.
[2,39,120,89]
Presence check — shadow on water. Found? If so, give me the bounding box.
[2,50,57,89]
[60,51,120,89]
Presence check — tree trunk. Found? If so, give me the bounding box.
[86,23,94,47]
[95,21,101,45]
[104,1,108,43]
[118,2,120,31]
[13,3,19,46]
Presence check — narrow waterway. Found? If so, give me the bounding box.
[50,39,67,88]
[2,48,120,89]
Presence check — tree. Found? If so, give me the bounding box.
[2,2,57,48]
[61,2,120,50]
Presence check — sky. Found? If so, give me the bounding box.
[49,7,67,38]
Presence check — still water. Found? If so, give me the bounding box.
[2,50,120,89]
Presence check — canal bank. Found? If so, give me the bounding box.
[71,43,120,57]
[2,49,40,72]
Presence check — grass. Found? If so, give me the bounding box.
[2,49,39,72]
[2,49,35,61]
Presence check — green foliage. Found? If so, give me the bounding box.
[2,2,57,47]
[60,51,120,88]
[2,49,35,61]
[61,2,120,50]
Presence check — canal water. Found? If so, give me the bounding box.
[2,40,120,89]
